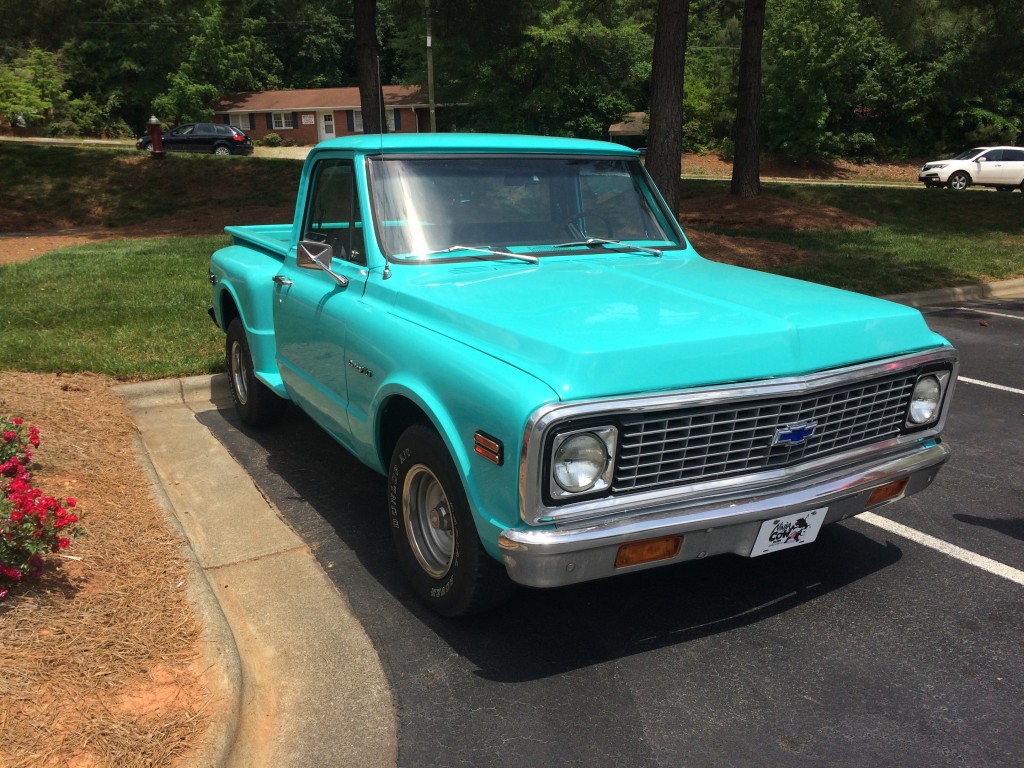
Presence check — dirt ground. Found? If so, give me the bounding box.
[0,156,896,766]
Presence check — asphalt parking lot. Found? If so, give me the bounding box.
[198,297,1023,768]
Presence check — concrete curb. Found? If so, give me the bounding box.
[883,277,1024,308]
[116,375,397,768]
[131,436,242,768]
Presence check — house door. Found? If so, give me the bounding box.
[318,112,336,142]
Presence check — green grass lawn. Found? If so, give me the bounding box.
[0,142,300,228]
[0,236,225,379]
[681,180,1024,294]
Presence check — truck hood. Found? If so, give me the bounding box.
[392,253,949,401]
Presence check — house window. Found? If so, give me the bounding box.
[228,113,248,130]
[351,110,364,133]
[386,108,396,131]
[272,112,294,130]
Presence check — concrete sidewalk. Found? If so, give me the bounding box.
[117,376,396,768]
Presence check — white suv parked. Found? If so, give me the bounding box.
[919,146,1024,191]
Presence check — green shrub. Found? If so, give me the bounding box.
[261,132,283,147]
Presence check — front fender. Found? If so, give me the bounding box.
[344,314,560,558]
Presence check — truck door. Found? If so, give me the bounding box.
[273,156,368,443]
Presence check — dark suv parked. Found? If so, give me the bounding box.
[136,123,254,156]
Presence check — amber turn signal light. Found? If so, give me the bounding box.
[615,536,683,568]
[866,478,909,508]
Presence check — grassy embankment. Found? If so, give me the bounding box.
[681,178,1024,295]
[1,143,1022,379]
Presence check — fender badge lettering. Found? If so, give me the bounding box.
[348,360,374,378]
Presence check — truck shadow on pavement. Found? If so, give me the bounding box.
[198,405,903,684]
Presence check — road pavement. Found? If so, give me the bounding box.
[120,287,1024,768]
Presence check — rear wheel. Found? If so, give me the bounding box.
[947,171,971,191]
[226,319,288,427]
[213,144,231,156]
[388,424,515,616]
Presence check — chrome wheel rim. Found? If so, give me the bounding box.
[403,464,455,579]
[230,341,249,405]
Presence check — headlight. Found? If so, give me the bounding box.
[551,427,617,496]
[907,375,941,425]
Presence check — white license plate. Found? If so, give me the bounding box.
[750,508,827,557]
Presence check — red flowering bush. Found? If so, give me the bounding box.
[1,415,84,601]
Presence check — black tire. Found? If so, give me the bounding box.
[947,171,971,191]
[996,185,1014,193]
[388,424,515,616]
[213,144,232,156]
[225,318,288,427]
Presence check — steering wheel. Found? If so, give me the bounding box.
[562,213,612,240]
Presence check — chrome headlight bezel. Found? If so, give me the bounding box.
[549,426,618,499]
[906,371,950,427]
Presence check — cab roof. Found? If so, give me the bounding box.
[309,132,640,157]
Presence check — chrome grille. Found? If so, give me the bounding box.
[614,373,917,492]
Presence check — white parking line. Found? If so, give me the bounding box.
[959,376,1024,396]
[860,512,1024,586]
[956,307,1024,321]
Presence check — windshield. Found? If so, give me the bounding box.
[367,155,683,261]
[952,148,986,160]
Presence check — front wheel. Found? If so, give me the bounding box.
[947,171,971,191]
[226,319,288,427]
[388,424,515,616]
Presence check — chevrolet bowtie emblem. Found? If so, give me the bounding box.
[772,421,818,447]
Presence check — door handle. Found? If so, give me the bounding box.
[272,275,293,286]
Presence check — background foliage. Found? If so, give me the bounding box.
[0,0,1021,158]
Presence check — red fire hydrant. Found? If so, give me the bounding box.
[147,115,165,159]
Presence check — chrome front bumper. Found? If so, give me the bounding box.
[498,440,949,588]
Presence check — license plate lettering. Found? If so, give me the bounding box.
[751,508,827,557]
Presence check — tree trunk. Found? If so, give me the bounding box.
[354,0,386,135]
[646,0,690,219]
[729,0,766,198]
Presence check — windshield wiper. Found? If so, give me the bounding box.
[554,237,663,257]
[419,245,540,264]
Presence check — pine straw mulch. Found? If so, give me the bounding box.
[0,371,210,768]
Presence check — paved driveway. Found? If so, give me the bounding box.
[198,298,1023,768]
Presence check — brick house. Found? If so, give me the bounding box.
[213,86,432,145]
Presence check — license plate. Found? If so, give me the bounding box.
[750,508,827,557]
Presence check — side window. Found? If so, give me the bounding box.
[302,159,365,266]
[1003,149,1024,162]
[195,124,215,136]
[981,150,1003,162]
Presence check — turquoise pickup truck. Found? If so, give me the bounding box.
[209,134,958,616]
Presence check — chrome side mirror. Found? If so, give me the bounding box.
[297,240,349,288]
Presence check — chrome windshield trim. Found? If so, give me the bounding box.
[518,347,958,526]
